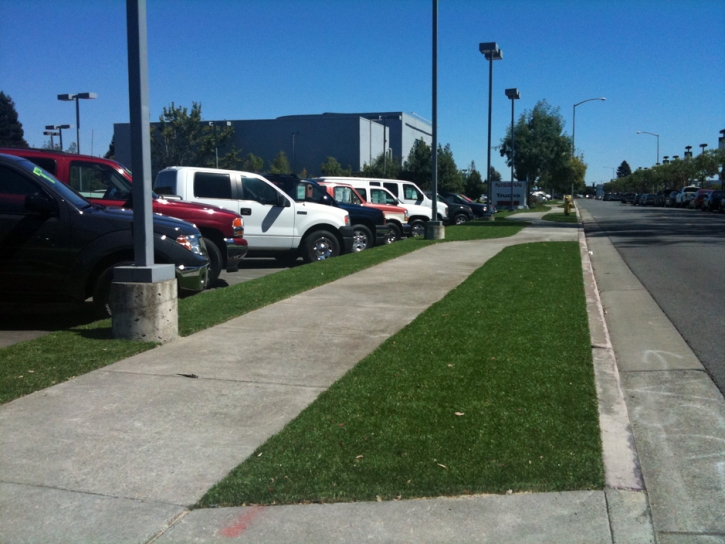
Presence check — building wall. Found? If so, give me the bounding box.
[113,112,431,176]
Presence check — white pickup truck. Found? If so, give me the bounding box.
[154,167,354,263]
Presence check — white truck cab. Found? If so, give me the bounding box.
[154,167,354,262]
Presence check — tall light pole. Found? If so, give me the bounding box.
[636,131,659,165]
[604,166,615,179]
[57,93,97,153]
[479,42,502,220]
[684,145,693,159]
[425,0,442,239]
[45,124,72,151]
[571,97,605,197]
[504,88,520,210]
[43,130,59,149]
[207,121,231,168]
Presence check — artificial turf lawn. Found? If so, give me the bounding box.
[542,212,579,223]
[197,241,603,507]
[0,221,524,404]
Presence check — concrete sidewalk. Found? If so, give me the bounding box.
[0,209,678,543]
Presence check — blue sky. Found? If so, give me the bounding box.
[2,0,723,184]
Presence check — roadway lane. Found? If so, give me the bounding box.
[578,199,725,394]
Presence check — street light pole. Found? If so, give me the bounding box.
[43,131,59,149]
[636,131,659,165]
[572,97,606,155]
[479,42,503,220]
[604,166,615,179]
[505,88,520,210]
[57,93,96,153]
[207,121,232,168]
[291,131,299,173]
[45,124,72,151]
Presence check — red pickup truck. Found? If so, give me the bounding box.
[0,147,247,284]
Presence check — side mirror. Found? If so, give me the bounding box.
[25,194,56,215]
[277,193,291,207]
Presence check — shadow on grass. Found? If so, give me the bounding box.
[0,302,98,333]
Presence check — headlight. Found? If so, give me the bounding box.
[232,217,244,237]
[344,214,350,226]
[176,233,203,255]
[404,209,409,220]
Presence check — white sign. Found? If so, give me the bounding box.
[492,181,527,209]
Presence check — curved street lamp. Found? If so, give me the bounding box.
[572,97,605,155]
[636,131,659,165]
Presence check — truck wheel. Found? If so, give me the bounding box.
[410,220,425,237]
[351,225,373,252]
[92,261,133,319]
[386,223,402,243]
[204,239,223,286]
[302,230,340,263]
[453,214,468,225]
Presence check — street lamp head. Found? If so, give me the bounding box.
[45,124,72,130]
[43,131,59,136]
[76,92,97,100]
[700,143,708,148]
[504,88,520,100]
[479,42,502,60]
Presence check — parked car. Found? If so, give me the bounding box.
[0,153,208,317]
[702,190,723,212]
[675,186,699,208]
[690,189,713,210]
[264,174,390,252]
[154,166,354,263]
[655,189,675,207]
[665,191,679,207]
[315,180,411,242]
[0,147,246,284]
[622,193,636,204]
[640,193,656,206]
[439,192,486,219]
[425,192,473,224]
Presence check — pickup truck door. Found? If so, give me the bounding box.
[238,176,295,250]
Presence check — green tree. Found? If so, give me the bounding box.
[104,135,115,159]
[436,144,464,193]
[0,91,29,148]
[616,160,631,178]
[360,152,401,179]
[462,161,484,199]
[151,102,239,171]
[400,139,432,187]
[499,100,572,190]
[242,152,264,172]
[269,151,291,174]
[320,156,352,176]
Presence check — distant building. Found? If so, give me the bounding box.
[113,111,432,176]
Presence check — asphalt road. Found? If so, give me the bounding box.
[578,198,725,394]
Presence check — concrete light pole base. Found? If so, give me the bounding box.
[424,221,445,240]
[110,279,178,343]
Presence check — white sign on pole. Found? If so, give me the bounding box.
[492,181,527,209]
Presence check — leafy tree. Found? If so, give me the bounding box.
[437,144,464,193]
[360,151,401,179]
[320,156,352,176]
[462,161,484,199]
[499,100,572,190]
[42,139,60,151]
[616,160,631,178]
[269,151,291,174]
[65,142,77,154]
[400,139,432,187]
[242,152,264,172]
[0,91,29,148]
[104,135,115,159]
[489,165,502,182]
[151,102,239,171]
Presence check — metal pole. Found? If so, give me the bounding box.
[430,0,438,223]
[572,104,576,156]
[486,53,493,216]
[213,124,219,168]
[75,97,81,153]
[656,136,659,164]
[510,97,515,210]
[59,129,63,151]
[292,132,296,173]
[383,118,387,175]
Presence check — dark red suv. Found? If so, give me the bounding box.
[0,148,246,283]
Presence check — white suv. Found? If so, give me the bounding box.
[154,167,354,262]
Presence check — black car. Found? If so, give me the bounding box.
[0,153,208,317]
[655,189,675,207]
[264,174,390,251]
[665,191,679,207]
[702,190,724,212]
[439,191,489,218]
[425,192,475,224]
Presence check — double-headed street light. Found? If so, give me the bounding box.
[479,42,503,219]
[45,124,72,151]
[207,121,232,168]
[43,130,60,149]
[504,88,520,210]
[57,93,97,154]
[636,131,659,165]
[684,145,693,159]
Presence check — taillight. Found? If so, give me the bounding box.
[232,217,244,237]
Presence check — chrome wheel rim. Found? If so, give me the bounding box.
[352,230,369,252]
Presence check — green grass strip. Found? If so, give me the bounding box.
[0,222,524,404]
[197,241,603,507]
[542,212,578,223]
[495,204,551,219]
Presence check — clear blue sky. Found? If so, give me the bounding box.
[2,0,723,184]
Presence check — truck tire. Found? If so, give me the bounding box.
[302,230,340,263]
[204,238,223,286]
[453,213,468,225]
[92,260,133,319]
[386,223,402,243]
[410,219,426,237]
[351,225,373,252]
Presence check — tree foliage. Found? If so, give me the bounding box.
[0,91,28,148]
[462,161,484,199]
[319,156,352,176]
[269,151,291,174]
[616,160,631,178]
[151,102,239,171]
[499,99,573,190]
[242,152,264,172]
[360,152,401,179]
[104,135,115,159]
[399,140,464,192]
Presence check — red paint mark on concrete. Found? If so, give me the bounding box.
[218,506,264,538]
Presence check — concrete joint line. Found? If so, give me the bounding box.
[146,509,190,544]
[579,227,645,493]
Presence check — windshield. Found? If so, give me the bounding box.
[21,159,91,210]
[370,188,399,206]
[69,160,133,201]
[333,186,354,204]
